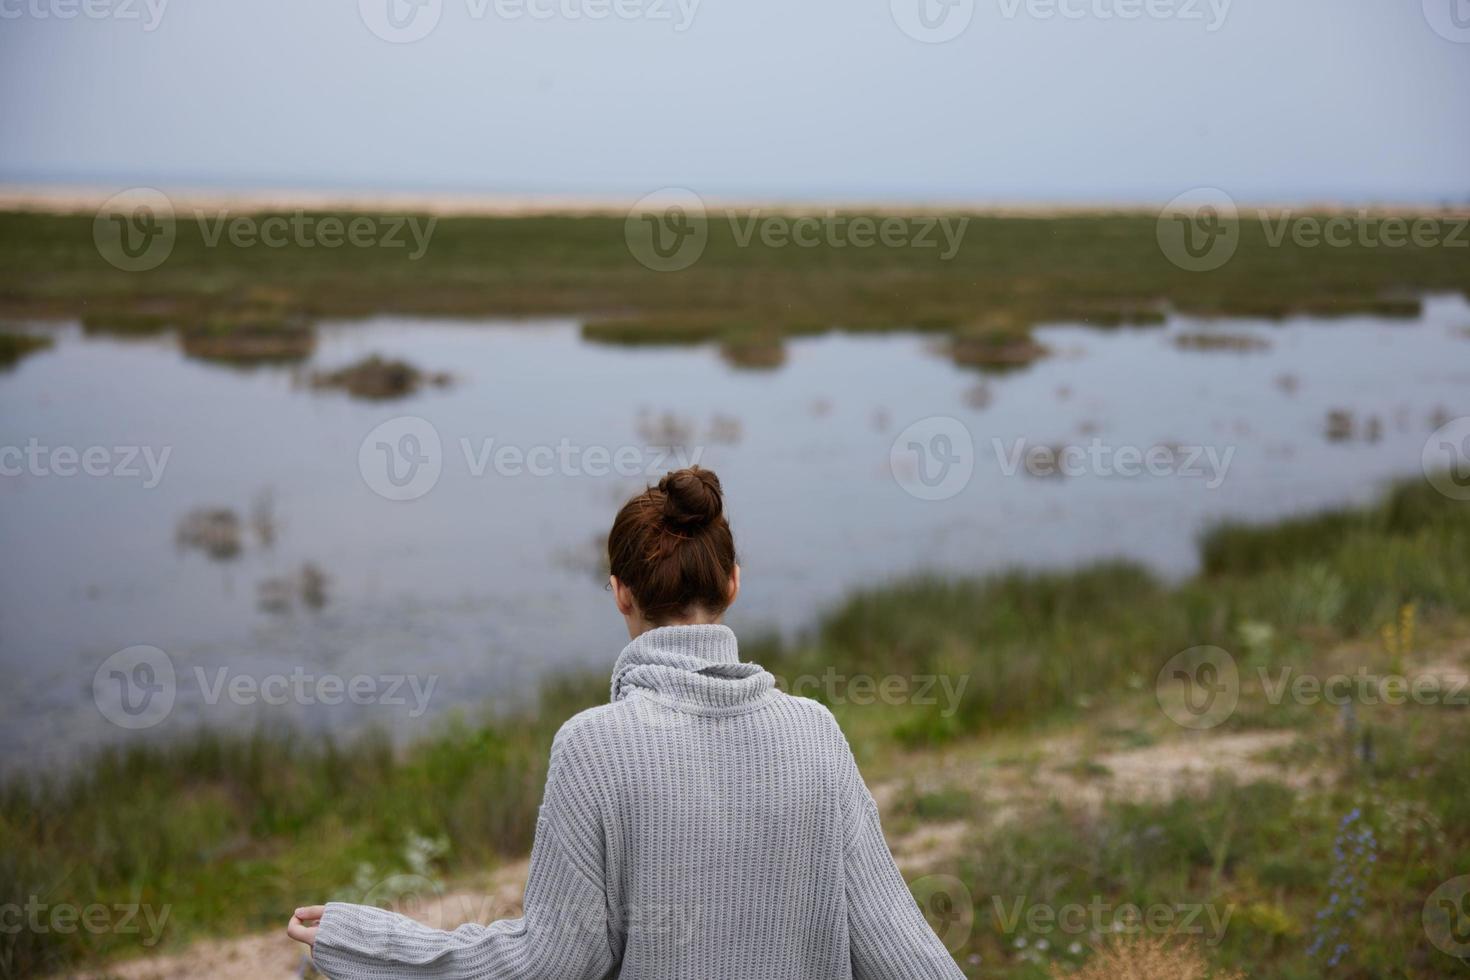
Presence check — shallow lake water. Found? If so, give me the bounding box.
[2,295,1467,769]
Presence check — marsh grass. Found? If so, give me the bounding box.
[0,672,607,976]
[946,703,1470,979]
[4,211,1467,364]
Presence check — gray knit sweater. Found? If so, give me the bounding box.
[312,625,965,980]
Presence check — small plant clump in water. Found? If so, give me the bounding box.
[181,311,316,364]
[0,330,52,368]
[950,314,1049,372]
[1173,332,1270,352]
[1081,307,1167,327]
[309,354,451,400]
[175,507,243,561]
[80,306,178,336]
[1324,410,1383,443]
[707,413,743,445]
[581,315,731,347]
[634,408,696,449]
[257,562,329,614]
[719,332,787,370]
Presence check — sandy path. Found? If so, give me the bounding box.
[6,185,1460,220]
[53,860,530,980]
[884,729,1305,874]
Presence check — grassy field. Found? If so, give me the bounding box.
[2,209,1468,370]
[3,475,1468,978]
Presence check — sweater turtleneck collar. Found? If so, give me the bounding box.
[610,624,776,712]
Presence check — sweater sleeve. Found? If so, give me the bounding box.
[311,732,614,980]
[838,739,966,979]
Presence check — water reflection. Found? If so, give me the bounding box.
[1,296,1466,768]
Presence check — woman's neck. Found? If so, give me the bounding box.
[625,610,723,640]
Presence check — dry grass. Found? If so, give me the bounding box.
[1054,936,1245,980]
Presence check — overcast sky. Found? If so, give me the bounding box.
[1,0,1466,204]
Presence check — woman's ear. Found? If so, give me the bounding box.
[726,564,741,608]
[610,575,637,617]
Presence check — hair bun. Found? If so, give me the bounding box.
[658,466,723,530]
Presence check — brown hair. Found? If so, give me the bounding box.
[608,466,737,623]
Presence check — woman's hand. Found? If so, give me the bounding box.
[287,906,326,950]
